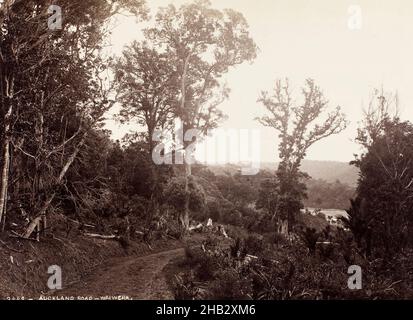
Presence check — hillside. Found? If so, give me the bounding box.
[208,160,359,187]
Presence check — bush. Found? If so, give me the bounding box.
[318,243,336,261]
[266,232,289,246]
[174,227,413,300]
[184,246,204,267]
[244,234,266,255]
[208,270,252,300]
[230,237,247,259]
[250,214,274,233]
[173,272,202,300]
[222,209,243,226]
[226,225,250,240]
[164,177,206,214]
[196,254,219,281]
[298,227,321,255]
[206,200,222,222]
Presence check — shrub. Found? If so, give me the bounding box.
[164,177,206,214]
[208,270,252,300]
[244,234,266,255]
[173,272,202,300]
[203,235,220,250]
[184,246,205,267]
[196,254,219,281]
[318,243,336,261]
[298,227,321,255]
[174,227,413,300]
[230,237,247,259]
[206,200,222,222]
[222,209,243,226]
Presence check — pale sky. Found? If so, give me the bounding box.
[105,0,413,163]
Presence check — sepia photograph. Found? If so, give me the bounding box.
[0,0,412,306]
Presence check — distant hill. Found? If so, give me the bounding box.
[300,160,358,186]
[207,160,359,187]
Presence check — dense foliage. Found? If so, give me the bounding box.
[349,115,413,258]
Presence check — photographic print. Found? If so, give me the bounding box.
[0,0,412,305]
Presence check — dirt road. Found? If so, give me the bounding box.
[57,248,184,300]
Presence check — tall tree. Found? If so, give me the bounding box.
[145,0,257,229]
[350,91,413,258]
[257,79,347,233]
[114,41,177,222]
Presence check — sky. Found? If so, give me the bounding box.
[105,0,413,163]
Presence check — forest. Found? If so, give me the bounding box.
[0,0,412,300]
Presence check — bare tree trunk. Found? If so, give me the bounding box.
[180,55,190,231]
[182,159,191,230]
[32,96,45,208]
[147,133,160,225]
[0,139,10,230]
[0,72,14,228]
